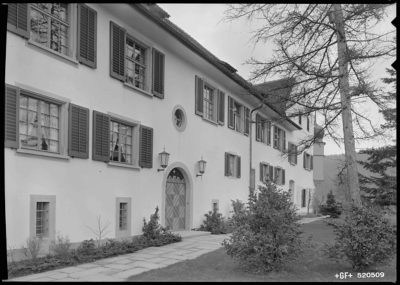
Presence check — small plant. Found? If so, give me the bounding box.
[199,209,227,234]
[142,206,182,243]
[142,206,165,240]
[223,181,303,273]
[76,239,97,256]
[50,234,72,257]
[325,206,397,270]
[22,237,42,260]
[319,190,342,218]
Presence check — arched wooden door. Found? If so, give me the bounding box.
[165,168,186,230]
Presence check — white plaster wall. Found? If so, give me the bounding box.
[5,4,316,248]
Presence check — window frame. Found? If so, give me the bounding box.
[15,84,69,159]
[225,152,241,178]
[259,162,272,182]
[107,112,140,169]
[256,114,271,145]
[27,3,78,63]
[202,82,218,123]
[211,199,219,213]
[115,197,131,238]
[274,166,285,185]
[273,125,286,152]
[288,142,298,165]
[30,195,56,240]
[124,34,149,91]
[301,189,307,208]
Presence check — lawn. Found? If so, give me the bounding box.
[128,220,397,282]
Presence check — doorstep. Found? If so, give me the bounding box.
[172,230,211,239]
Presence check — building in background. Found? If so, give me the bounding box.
[4,3,321,255]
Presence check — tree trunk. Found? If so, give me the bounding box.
[331,4,362,212]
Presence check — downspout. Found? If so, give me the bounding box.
[249,102,265,192]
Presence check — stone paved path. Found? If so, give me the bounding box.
[7,216,327,282]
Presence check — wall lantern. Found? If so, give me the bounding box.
[158,146,170,172]
[196,156,207,177]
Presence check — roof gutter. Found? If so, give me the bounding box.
[132,4,301,130]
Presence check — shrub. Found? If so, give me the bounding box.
[325,206,397,270]
[142,206,182,242]
[199,209,227,234]
[319,190,342,218]
[22,237,42,260]
[76,239,97,256]
[223,181,303,273]
[50,234,72,257]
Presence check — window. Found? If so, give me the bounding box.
[274,167,285,185]
[110,22,164,98]
[19,94,60,153]
[301,189,306,207]
[125,37,147,90]
[288,142,298,165]
[30,4,70,56]
[119,202,128,231]
[36,202,50,238]
[303,152,313,170]
[110,120,133,164]
[203,84,216,122]
[115,197,131,238]
[273,126,286,151]
[30,195,56,240]
[5,85,89,159]
[224,152,241,178]
[259,162,274,182]
[7,4,97,66]
[256,114,271,144]
[228,96,250,135]
[93,111,150,168]
[172,106,187,132]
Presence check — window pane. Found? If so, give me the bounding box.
[50,104,58,117]
[30,9,49,48]
[28,98,38,111]
[20,96,28,108]
[49,140,59,152]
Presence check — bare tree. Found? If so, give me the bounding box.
[86,215,111,248]
[224,4,395,213]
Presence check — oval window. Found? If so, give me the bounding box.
[172,106,187,131]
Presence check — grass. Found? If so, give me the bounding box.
[128,219,396,282]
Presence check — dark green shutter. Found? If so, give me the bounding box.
[92,111,110,162]
[255,114,261,141]
[273,126,278,149]
[288,143,292,163]
[228,96,234,129]
[236,155,241,178]
[7,3,28,38]
[139,125,153,168]
[4,85,19,148]
[311,155,313,170]
[78,4,97,68]
[69,104,89,158]
[267,121,271,145]
[282,169,285,185]
[244,107,250,136]
[152,48,165,98]
[224,152,229,176]
[217,90,225,125]
[303,152,306,169]
[110,21,125,81]
[259,162,263,182]
[282,130,286,151]
[295,145,298,164]
[195,76,203,116]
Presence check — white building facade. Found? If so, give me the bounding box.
[4,3,319,251]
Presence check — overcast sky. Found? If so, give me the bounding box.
[159,4,396,155]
